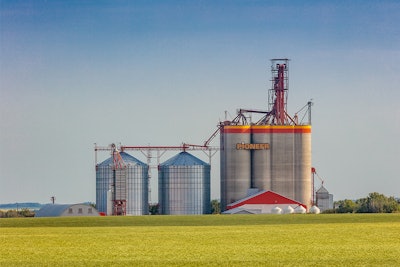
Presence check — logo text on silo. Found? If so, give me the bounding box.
[236,143,270,150]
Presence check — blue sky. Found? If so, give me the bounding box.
[1,0,399,204]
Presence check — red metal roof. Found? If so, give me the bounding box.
[227,190,306,210]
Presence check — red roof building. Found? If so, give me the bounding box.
[223,190,307,214]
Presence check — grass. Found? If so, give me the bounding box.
[1,214,399,266]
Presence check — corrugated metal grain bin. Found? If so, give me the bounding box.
[158,152,210,215]
[96,152,148,215]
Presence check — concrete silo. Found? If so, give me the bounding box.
[220,59,312,211]
[96,151,148,215]
[220,124,251,211]
[251,125,311,203]
[158,151,210,215]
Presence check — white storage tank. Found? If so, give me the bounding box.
[294,205,307,214]
[271,206,282,214]
[309,205,321,214]
[283,205,294,214]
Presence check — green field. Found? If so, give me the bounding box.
[1,214,399,266]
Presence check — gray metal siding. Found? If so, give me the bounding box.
[159,152,210,215]
[96,152,148,215]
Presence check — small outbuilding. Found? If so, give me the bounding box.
[223,190,307,214]
[35,204,100,217]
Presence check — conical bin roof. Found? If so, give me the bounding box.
[98,152,146,167]
[160,152,209,166]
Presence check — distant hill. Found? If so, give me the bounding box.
[0,202,43,210]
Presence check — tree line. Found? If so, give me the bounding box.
[328,192,400,213]
[0,208,35,218]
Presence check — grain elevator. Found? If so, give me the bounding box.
[220,59,312,211]
[95,58,319,215]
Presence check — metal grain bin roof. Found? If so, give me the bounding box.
[160,151,209,166]
[35,204,72,217]
[98,152,146,167]
[316,185,329,194]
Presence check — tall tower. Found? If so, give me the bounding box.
[262,58,294,125]
[270,59,289,124]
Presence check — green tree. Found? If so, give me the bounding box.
[357,192,400,213]
[211,200,220,214]
[0,209,35,218]
[334,193,400,213]
[336,199,357,213]
[384,196,400,213]
[368,192,387,213]
[4,210,18,218]
[149,203,159,215]
[18,208,34,217]
[356,197,369,213]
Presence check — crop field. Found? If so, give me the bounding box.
[1,214,399,266]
